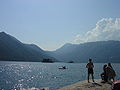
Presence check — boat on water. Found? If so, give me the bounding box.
[58,66,67,69]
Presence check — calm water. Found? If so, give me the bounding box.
[0,61,120,90]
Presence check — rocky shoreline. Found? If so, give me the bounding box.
[58,79,112,90]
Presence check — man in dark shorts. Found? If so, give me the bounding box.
[86,59,95,83]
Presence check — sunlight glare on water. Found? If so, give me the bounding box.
[0,61,120,90]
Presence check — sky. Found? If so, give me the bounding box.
[0,0,120,51]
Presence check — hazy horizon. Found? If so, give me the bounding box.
[0,0,120,50]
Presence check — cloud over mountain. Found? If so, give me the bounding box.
[74,18,120,43]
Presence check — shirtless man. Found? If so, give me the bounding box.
[86,59,95,83]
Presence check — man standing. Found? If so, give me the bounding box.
[86,59,95,83]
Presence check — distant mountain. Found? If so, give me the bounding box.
[1,32,120,63]
[0,32,56,62]
[50,41,120,63]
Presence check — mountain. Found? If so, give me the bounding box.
[1,31,120,63]
[50,41,120,63]
[0,32,55,62]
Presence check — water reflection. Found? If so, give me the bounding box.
[0,62,120,90]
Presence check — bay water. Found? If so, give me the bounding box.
[0,61,120,90]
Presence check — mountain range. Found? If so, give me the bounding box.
[50,41,120,63]
[0,32,120,63]
[0,32,55,62]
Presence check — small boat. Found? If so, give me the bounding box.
[58,66,67,69]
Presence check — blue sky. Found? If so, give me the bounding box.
[0,0,120,50]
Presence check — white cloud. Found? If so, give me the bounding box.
[74,18,120,43]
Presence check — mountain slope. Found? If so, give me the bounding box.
[51,41,120,63]
[0,32,55,62]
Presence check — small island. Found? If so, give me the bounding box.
[68,61,74,63]
[41,59,54,63]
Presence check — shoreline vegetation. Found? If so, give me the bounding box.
[58,79,112,90]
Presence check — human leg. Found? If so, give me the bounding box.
[101,73,104,80]
[88,73,90,83]
[92,74,95,82]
